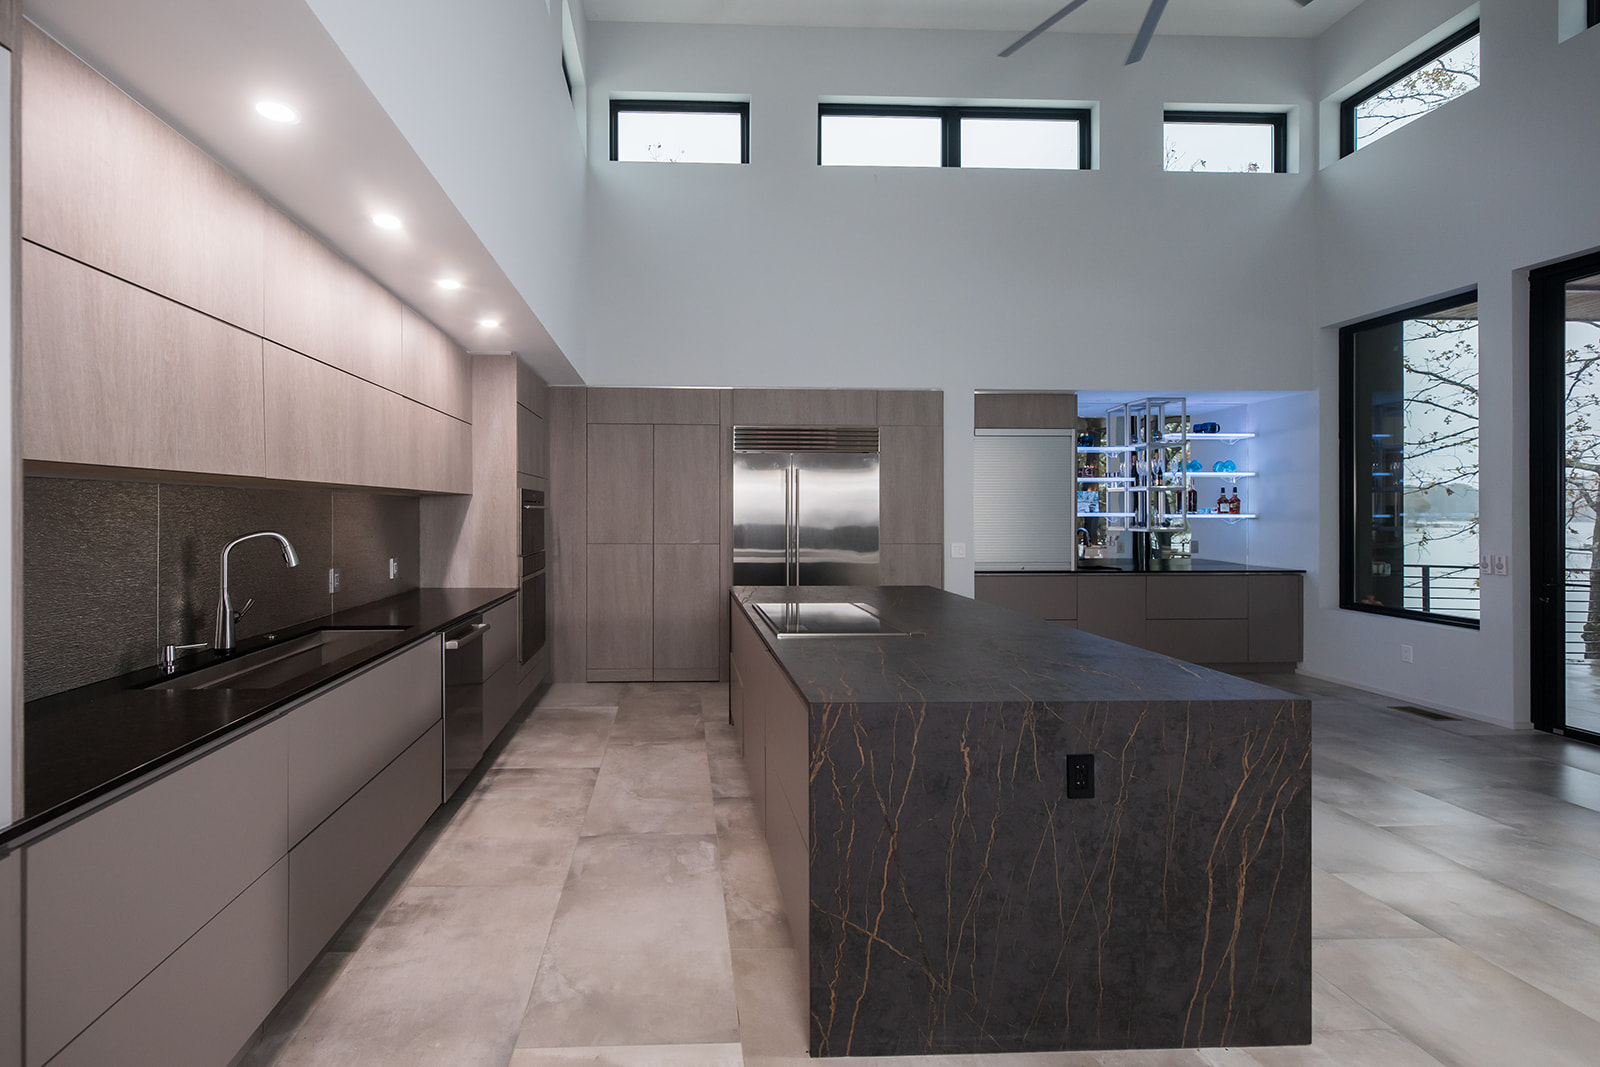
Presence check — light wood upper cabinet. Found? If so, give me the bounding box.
[21,243,266,478]
[264,212,405,394]
[653,424,721,544]
[587,424,653,543]
[518,406,547,478]
[409,406,471,494]
[880,425,944,544]
[517,360,549,418]
[731,389,876,426]
[402,307,471,422]
[21,24,265,335]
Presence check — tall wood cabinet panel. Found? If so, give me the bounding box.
[881,544,943,587]
[654,424,721,544]
[518,405,547,477]
[20,243,266,477]
[21,24,266,335]
[518,361,549,417]
[44,859,288,1067]
[264,211,405,394]
[25,717,288,1067]
[880,425,943,544]
[653,544,721,678]
[587,423,653,543]
[401,307,471,422]
[1,850,18,1067]
[550,388,588,682]
[587,543,653,678]
[589,387,718,425]
[731,388,876,426]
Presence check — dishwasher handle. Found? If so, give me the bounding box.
[444,621,490,650]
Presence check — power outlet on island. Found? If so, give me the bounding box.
[1066,754,1095,799]
[389,557,399,580]
[328,567,342,594]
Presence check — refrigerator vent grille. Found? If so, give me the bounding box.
[733,426,880,453]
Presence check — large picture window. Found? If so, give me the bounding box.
[818,104,1090,170]
[1342,293,1480,626]
[1340,21,1480,157]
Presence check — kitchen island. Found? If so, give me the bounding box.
[730,584,1310,1058]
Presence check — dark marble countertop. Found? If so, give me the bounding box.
[980,557,1305,575]
[5,587,515,849]
[733,584,1292,707]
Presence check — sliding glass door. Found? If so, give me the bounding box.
[1532,252,1600,739]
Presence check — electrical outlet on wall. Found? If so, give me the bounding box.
[1481,552,1492,576]
[1401,644,1414,663]
[328,567,342,594]
[950,543,967,558]
[389,558,399,580]
[1494,554,1508,576]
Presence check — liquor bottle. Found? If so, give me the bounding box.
[1216,486,1228,513]
[1187,485,1198,512]
[1228,486,1241,515]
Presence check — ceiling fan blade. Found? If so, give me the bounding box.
[1292,0,1315,5]
[999,0,1095,58]
[1125,0,1171,64]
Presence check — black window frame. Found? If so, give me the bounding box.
[1590,0,1599,29]
[1339,290,1481,630]
[816,103,1092,169]
[1161,110,1288,174]
[609,99,750,164]
[1339,19,1480,158]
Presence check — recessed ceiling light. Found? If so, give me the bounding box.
[436,278,462,290]
[371,213,403,230]
[478,318,501,329]
[254,100,300,124]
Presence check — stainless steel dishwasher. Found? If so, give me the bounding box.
[442,614,492,799]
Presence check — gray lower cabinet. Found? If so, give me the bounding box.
[25,715,289,1067]
[287,637,442,845]
[46,859,289,1067]
[976,571,1303,666]
[289,723,443,974]
[1,851,19,1067]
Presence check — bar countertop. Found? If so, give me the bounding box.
[732,583,1291,706]
[5,587,515,849]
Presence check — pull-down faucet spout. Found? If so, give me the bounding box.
[215,531,300,654]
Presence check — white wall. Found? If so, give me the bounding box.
[582,22,1321,595]
[1304,0,1600,725]
[306,0,591,375]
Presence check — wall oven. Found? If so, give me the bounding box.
[521,488,547,664]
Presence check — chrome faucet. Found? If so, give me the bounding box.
[215,532,300,654]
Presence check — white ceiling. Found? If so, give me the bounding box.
[586,0,1365,39]
[24,0,569,375]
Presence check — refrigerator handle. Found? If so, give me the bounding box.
[786,463,797,586]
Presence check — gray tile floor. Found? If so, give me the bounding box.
[237,674,1600,1067]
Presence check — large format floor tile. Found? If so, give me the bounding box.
[269,884,561,1067]
[517,832,740,1049]
[238,672,1600,1067]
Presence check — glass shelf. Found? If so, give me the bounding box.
[1169,471,1257,479]
[1077,476,1133,483]
[1190,512,1258,520]
[1188,432,1256,442]
[1077,445,1138,453]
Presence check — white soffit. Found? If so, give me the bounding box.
[25,0,572,377]
[587,0,1366,39]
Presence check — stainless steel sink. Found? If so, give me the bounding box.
[148,627,406,691]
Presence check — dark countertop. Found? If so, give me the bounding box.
[733,584,1291,706]
[5,587,514,849]
[980,557,1305,575]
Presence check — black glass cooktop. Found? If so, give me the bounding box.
[753,601,908,638]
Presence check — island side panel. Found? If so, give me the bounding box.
[808,697,1311,1057]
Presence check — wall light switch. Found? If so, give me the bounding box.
[1493,555,1508,576]
[1481,552,1493,576]
[951,542,967,559]
[1401,644,1414,663]
[389,557,399,580]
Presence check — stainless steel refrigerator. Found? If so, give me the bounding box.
[732,426,880,586]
